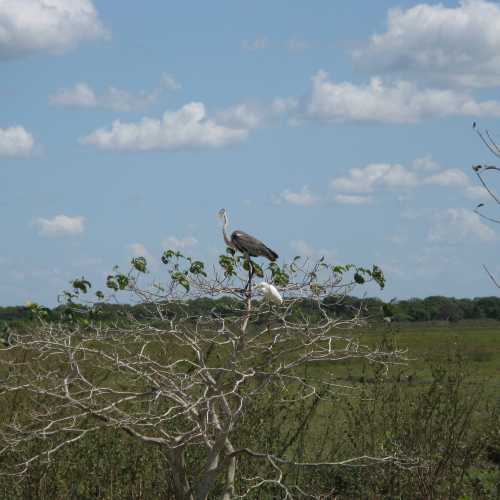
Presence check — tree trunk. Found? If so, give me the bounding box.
[222,438,236,500]
[168,448,194,500]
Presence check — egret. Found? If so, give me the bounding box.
[218,208,278,262]
[255,282,283,304]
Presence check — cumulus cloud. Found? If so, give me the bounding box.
[428,208,496,243]
[274,186,318,206]
[216,103,267,130]
[331,163,419,193]
[424,169,470,188]
[34,215,86,236]
[0,0,108,59]
[162,236,198,251]
[49,74,181,112]
[49,82,161,112]
[330,157,488,201]
[305,71,500,124]
[0,126,34,157]
[353,0,500,88]
[50,83,97,107]
[216,98,298,130]
[80,102,248,151]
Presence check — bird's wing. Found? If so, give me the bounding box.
[231,231,266,255]
[232,231,278,260]
[268,284,283,304]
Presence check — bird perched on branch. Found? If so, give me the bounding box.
[218,208,278,261]
[255,282,283,304]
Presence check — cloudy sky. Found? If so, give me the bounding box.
[2,0,500,305]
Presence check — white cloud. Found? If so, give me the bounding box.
[0,126,34,157]
[428,208,496,243]
[330,158,487,201]
[305,71,500,124]
[464,184,490,201]
[424,169,471,188]
[333,194,373,205]
[216,98,298,129]
[49,77,173,112]
[271,97,298,114]
[162,236,198,251]
[242,36,268,51]
[49,83,97,107]
[216,103,267,129]
[0,0,108,59]
[353,0,500,88]
[80,102,248,151]
[331,163,419,193]
[34,215,86,237]
[411,155,440,172]
[275,186,318,206]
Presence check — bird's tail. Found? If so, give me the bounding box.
[264,246,279,262]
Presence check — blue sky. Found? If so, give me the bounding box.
[2,0,500,305]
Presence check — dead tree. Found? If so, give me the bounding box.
[473,123,500,287]
[0,251,413,499]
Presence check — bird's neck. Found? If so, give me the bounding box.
[222,217,233,248]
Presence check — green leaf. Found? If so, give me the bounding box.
[253,262,264,278]
[116,274,129,290]
[72,277,91,294]
[172,271,190,291]
[131,256,147,273]
[219,255,236,277]
[106,275,119,291]
[189,260,207,277]
[354,272,365,285]
[161,249,176,265]
[371,265,385,289]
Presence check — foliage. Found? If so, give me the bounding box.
[5,295,500,330]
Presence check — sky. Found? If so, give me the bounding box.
[2,0,500,306]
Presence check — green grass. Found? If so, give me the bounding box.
[321,321,500,388]
[384,322,499,379]
[0,320,498,498]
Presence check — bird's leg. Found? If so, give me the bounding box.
[244,256,254,295]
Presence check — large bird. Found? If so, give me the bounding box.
[218,208,278,261]
[255,282,283,304]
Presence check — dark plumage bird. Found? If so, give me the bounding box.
[218,208,278,261]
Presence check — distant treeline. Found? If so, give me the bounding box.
[1,295,500,328]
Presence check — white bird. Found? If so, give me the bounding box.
[254,282,283,304]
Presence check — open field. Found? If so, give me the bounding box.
[0,319,497,499]
[343,321,500,384]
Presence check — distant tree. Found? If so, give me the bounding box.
[0,251,411,499]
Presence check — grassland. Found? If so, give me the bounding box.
[0,320,498,499]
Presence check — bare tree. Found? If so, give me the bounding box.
[0,251,412,499]
[473,123,500,288]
